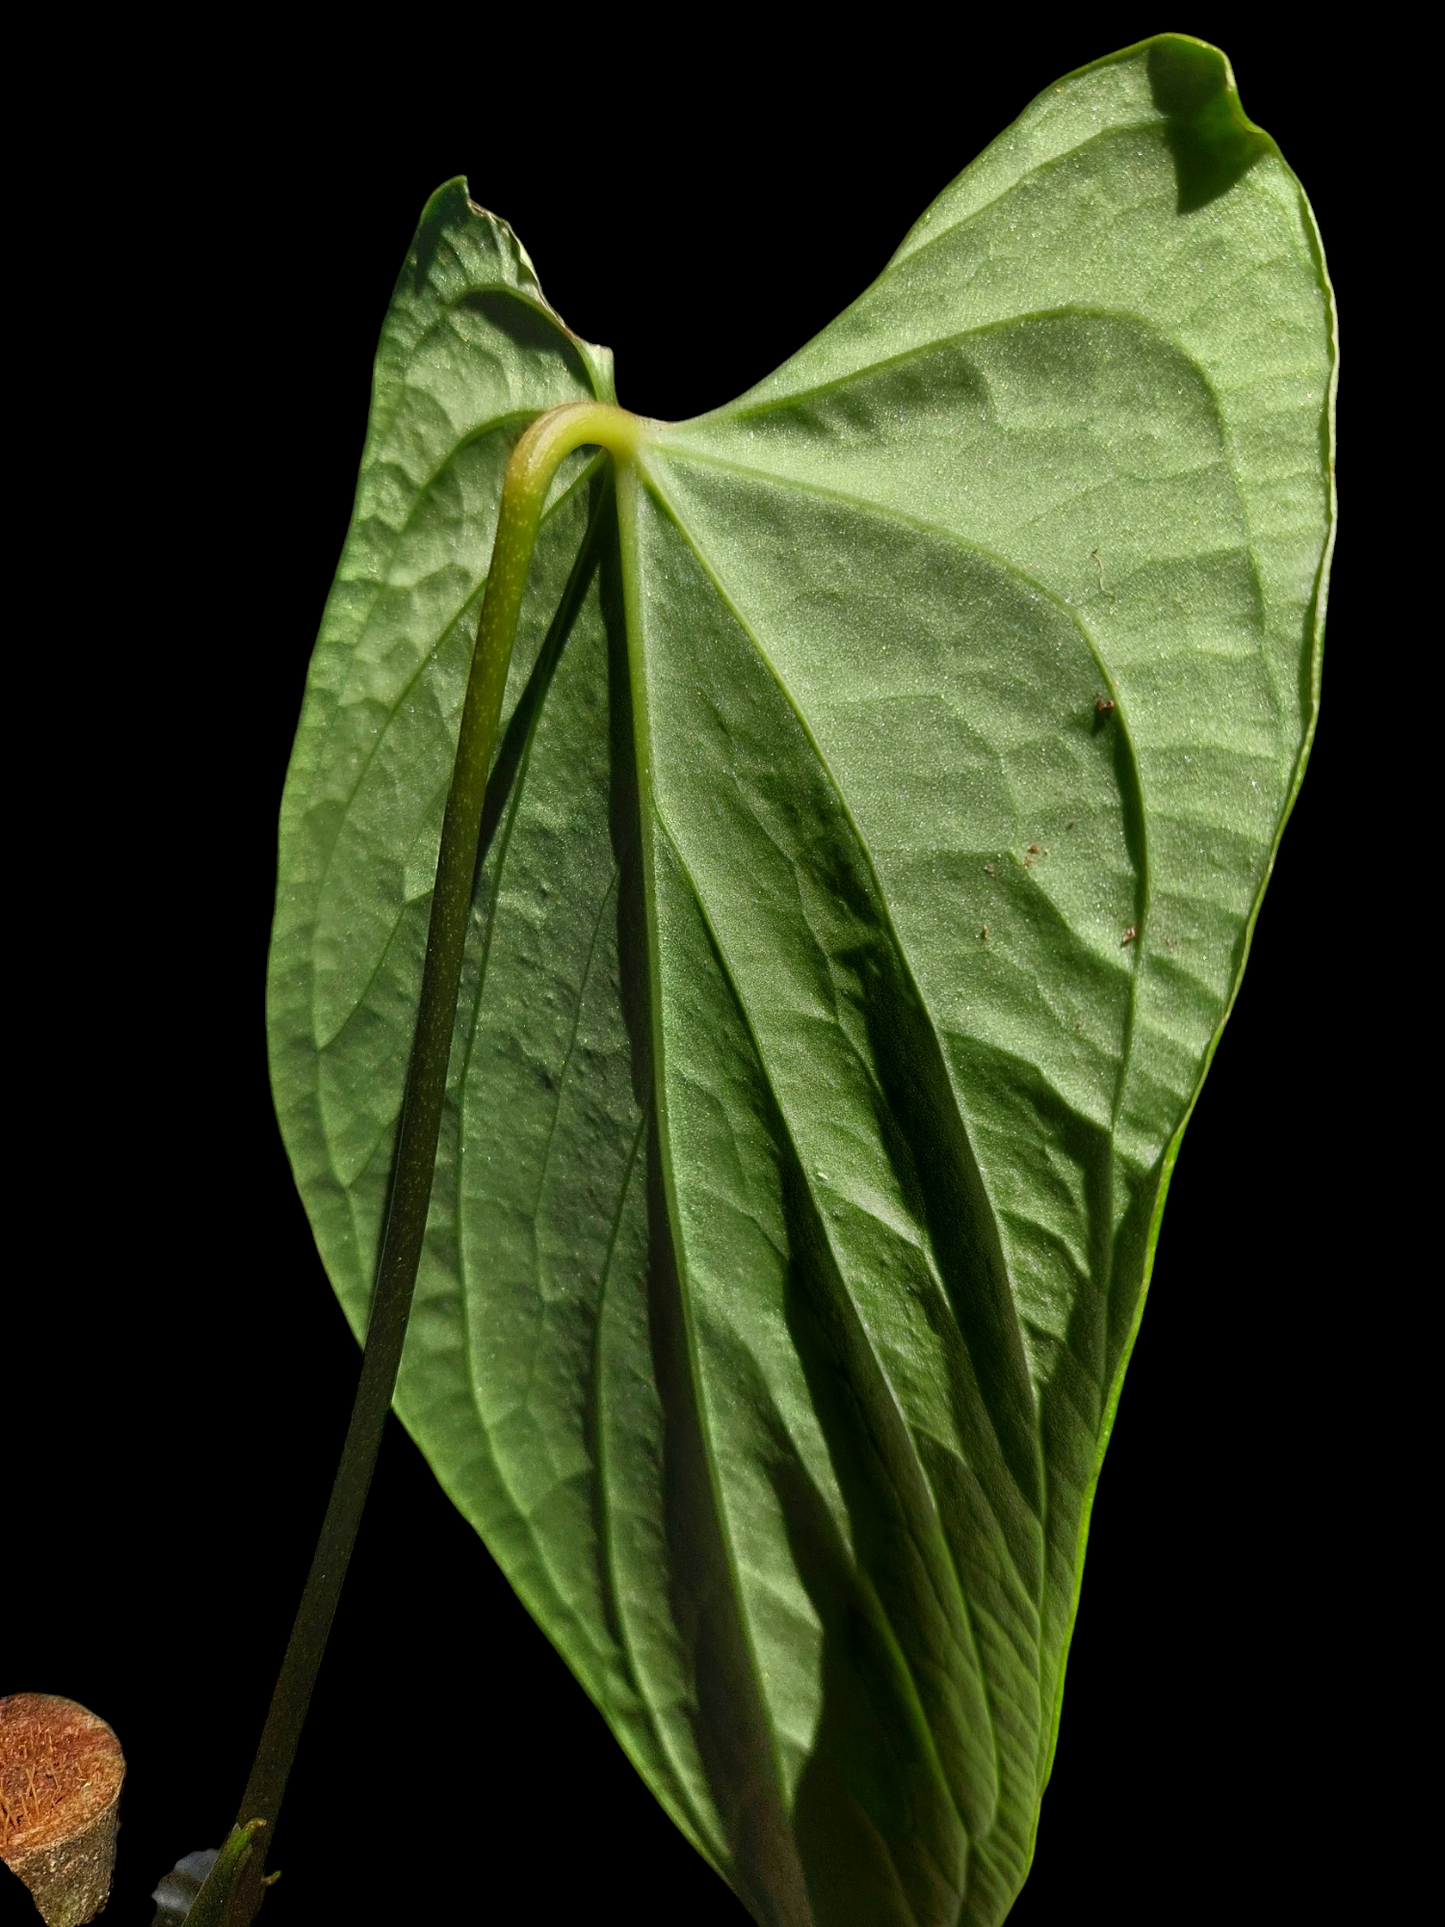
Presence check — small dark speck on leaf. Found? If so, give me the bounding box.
[1121,925,1138,945]
[980,926,989,941]
[1066,819,1076,829]
[1028,844,1040,854]
[983,862,995,874]
[1096,697,1115,715]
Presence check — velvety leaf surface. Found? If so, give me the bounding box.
[268,36,1334,1927]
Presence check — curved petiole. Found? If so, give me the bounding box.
[202,401,642,1927]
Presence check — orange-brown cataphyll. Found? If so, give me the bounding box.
[1,1695,125,1926]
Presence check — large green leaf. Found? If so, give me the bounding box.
[267,34,1334,1926]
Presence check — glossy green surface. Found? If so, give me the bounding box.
[267,35,1334,1925]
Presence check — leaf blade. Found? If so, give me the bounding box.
[268,35,1334,1927]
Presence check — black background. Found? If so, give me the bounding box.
[11,12,1383,1926]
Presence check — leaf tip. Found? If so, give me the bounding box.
[1145,33,1273,212]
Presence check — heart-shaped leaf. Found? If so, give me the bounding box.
[267,34,1334,1925]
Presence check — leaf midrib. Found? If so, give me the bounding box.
[650,808,996,1877]
[637,463,1045,1538]
[635,446,1160,1713]
[639,440,1149,1138]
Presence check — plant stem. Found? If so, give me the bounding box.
[216,401,641,1927]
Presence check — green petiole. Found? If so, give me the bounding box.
[202,401,642,1927]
